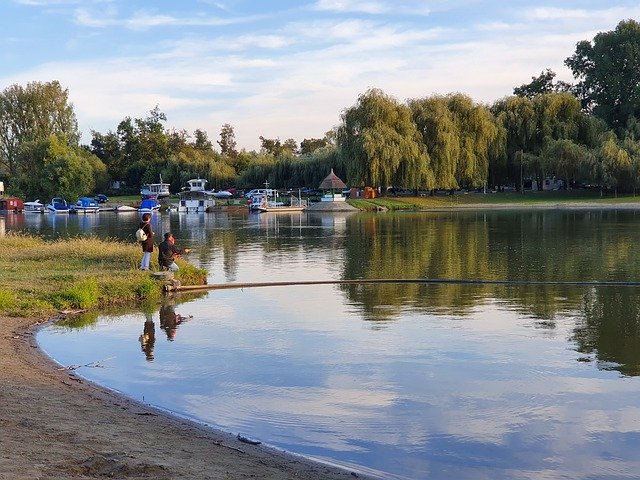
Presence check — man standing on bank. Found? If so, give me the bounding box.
[158,232,191,271]
[139,212,154,271]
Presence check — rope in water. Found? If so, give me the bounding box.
[166,278,640,292]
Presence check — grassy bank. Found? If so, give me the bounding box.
[347,190,640,211]
[0,233,207,318]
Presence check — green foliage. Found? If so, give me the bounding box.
[0,289,16,310]
[513,69,572,98]
[565,19,640,132]
[338,88,431,191]
[51,278,100,310]
[15,135,96,200]
[0,80,78,178]
[134,277,162,303]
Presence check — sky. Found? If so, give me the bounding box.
[1,1,640,152]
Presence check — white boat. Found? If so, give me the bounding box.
[249,190,307,213]
[177,178,216,213]
[115,205,138,212]
[141,176,171,199]
[72,197,100,213]
[46,197,70,214]
[212,190,233,199]
[24,199,45,213]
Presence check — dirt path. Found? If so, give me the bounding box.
[0,316,368,480]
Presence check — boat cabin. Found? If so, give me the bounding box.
[0,197,24,213]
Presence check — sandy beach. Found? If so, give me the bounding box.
[0,315,368,480]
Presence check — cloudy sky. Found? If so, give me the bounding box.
[2,1,639,151]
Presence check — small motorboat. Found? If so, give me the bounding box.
[138,198,161,213]
[24,199,45,213]
[72,197,100,214]
[115,205,138,212]
[46,197,70,214]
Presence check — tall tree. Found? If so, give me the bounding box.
[411,94,500,190]
[338,88,431,191]
[193,129,212,151]
[218,123,237,158]
[16,135,95,200]
[565,19,640,132]
[513,69,572,98]
[300,137,328,155]
[0,81,78,177]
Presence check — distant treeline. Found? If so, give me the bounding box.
[1,19,640,201]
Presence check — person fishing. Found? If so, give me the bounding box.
[158,232,191,271]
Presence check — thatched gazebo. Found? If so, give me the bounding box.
[318,169,347,202]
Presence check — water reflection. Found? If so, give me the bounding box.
[139,313,155,361]
[159,297,190,341]
[6,207,640,478]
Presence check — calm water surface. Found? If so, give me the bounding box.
[6,208,640,479]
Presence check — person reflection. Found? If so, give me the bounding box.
[159,301,184,341]
[139,313,156,361]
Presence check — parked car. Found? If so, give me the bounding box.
[95,194,109,203]
[245,188,275,198]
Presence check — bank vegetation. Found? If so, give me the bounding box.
[0,233,207,318]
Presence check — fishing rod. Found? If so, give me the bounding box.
[165,278,640,292]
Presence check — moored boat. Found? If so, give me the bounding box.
[115,205,137,212]
[249,190,307,213]
[139,198,161,213]
[141,176,170,199]
[24,199,45,213]
[178,178,216,213]
[72,197,100,214]
[46,197,70,214]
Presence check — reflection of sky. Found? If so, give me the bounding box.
[39,285,640,480]
[22,210,640,479]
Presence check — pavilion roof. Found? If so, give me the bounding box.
[318,169,347,190]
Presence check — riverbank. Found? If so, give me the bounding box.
[0,314,368,480]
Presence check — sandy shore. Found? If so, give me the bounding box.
[0,315,369,480]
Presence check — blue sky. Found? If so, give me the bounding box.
[2,1,640,151]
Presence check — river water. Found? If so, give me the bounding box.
[4,208,640,479]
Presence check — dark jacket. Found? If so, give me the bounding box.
[140,221,154,252]
[158,240,182,268]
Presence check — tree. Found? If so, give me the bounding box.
[259,136,298,157]
[300,138,328,155]
[218,123,237,158]
[513,69,572,98]
[565,19,640,132]
[597,133,632,195]
[411,94,500,191]
[542,138,589,188]
[0,81,78,177]
[337,88,432,191]
[193,129,212,151]
[16,135,95,200]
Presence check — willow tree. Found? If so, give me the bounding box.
[597,134,632,196]
[492,92,584,189]
[447,94,500,188]
[337,88,432,191]
[491,96,538,187]
[410,94,500,190]
[542,138,589,188]
[409,96,459,190]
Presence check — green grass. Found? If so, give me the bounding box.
[346,190,640,210]
[0,233,208,318]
